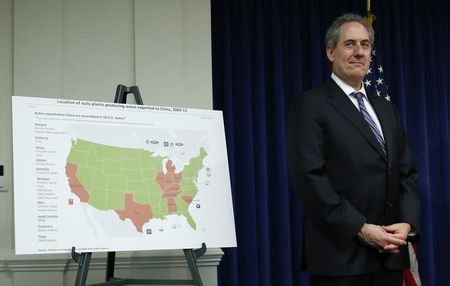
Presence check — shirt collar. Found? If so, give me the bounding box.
[331,73,368,100]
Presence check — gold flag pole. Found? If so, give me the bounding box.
[365,0,376,28]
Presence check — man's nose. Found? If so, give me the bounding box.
[353,44,364,56]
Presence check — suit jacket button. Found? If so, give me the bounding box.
[387,201,393,207]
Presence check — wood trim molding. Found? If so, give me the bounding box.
[0,248,224,272]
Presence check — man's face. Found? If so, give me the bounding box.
[326,21,372,89]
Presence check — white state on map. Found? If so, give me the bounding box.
[12,96,236,255]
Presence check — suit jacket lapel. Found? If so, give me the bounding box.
[325,81,387,161]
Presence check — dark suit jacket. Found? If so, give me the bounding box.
[287,80,420,276]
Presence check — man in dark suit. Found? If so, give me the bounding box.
[287,13,420,286]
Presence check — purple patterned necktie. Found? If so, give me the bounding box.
[352,92,386,157]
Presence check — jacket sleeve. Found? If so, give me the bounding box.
[393,104,421,235]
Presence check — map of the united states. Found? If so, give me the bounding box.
[65,139,207,232]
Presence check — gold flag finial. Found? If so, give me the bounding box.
[365,0,376,28]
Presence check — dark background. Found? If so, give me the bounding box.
[211,0,450,285]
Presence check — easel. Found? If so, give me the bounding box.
[71,85,206,286]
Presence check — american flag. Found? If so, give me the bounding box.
[364,49,391,101]
[364,48,422,286]
[403,241,422,286]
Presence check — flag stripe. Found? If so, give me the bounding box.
[408,242,421,286]
[403,268,418,286]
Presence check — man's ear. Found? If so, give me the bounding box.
[326,47,334,62]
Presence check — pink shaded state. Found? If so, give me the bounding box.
[181,195,193,204]
[156,160,182,213]
[65,163,90,202]
[115,193,153,233]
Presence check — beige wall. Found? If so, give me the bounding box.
[0,0,14,253]
[0,0,218,285]
[13,0,212,106]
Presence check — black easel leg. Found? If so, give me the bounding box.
[105,252,116,281]
[74,252,92,286]
[184,249,203,286]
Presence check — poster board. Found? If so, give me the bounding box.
[12,96,236,255]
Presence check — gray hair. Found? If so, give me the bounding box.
[324,13,375,49]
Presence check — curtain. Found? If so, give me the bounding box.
[211,0,450,285]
